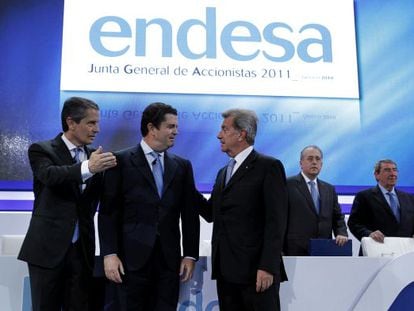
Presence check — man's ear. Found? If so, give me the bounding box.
[147,122,156,135]
[239,130,247,141]
[66,117,75,130]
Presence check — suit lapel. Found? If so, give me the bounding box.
[51,135,82,196]
[130,145,159,195]
[163,152,177,195]
[129,146,178,197]
[51,135,73,165]
[297,175,318,215]
[224,150,257,190]
[372,186,395,218]
[318,181,328,215]
[396,190,409,225]
[218,166,227,189]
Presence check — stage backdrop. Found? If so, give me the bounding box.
[1,0,413,193]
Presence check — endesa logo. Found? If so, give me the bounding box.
[89,7,332,63]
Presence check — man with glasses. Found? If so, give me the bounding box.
[348,159,414,246]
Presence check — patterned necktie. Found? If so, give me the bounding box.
[387,192,400,222]
[309,180,320,214]
[225,158,236,185]
[72,147,83,243]
[150,152,164,197]
[73,147,82,163]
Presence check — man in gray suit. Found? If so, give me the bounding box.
[283,145,348,256]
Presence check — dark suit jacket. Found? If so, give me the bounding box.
[18,134,102,270]
[348,186,414,241]
[98,145,199,272]
[284,174,348,256]
[199,150,288,284]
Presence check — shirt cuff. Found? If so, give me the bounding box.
[81,160,93,182]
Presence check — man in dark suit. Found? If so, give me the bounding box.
[348,159,414,244]
[284,145,348,256]
[199,109,288,311]
[18,97,117,311]
[98,102,200,310]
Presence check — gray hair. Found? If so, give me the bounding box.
[300,145,323,160]
[222,109,258,145]
[374,159,397,174]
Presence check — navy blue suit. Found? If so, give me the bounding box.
[18,134,103,310]
[284,174,348,256]
[199,150,288,311]
[99,145,199,310]
[348,186,414,241]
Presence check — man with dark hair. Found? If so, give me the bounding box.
[99,102,200,310]
[348,159,414,245]
[18,96,117,310]
[199,108,288,311]
[284,145,348,256]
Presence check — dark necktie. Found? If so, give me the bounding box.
[309,180,320,214]
[225,159,236,185]
[387,192,400,222]
[150,152,164,197]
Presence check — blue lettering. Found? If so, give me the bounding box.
[221,21,260,61]
[177,7,216,59]
[89,7,333,63]
[89,16,131,57]
[262,23,295,62]
[135,18,172,57]
[298,24,332,63]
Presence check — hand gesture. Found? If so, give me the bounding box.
[88,146,117,173]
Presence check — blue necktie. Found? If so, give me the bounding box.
[225,159,236,185]
[73,147,82,163]
[150,152,164,197]
[387,192,400,222]
[72,147,83,243]
[309,180,320,214]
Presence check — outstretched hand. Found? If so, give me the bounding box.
[88,146,117,173]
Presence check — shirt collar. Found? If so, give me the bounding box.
[378,183,395,195]
[140,139,164,158]
[233,145,253,164]
[301,171,318,184]
[61,133,80,152]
